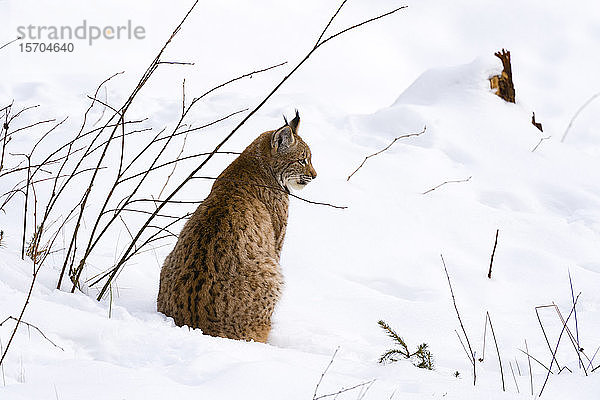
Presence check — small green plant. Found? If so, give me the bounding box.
[377,320,434,370]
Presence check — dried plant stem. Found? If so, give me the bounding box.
[568,271,582,369]
[485,311,505,391]
[587,346,599,371]
[422,176,472,195]
[525,340,534,396]
[552,302,588,375]
[0,36,21,51]
[531,135,551,152]
[311,346,375,400]
[346,126,425,181]
[0,261,41,367]
[118,151,240,183]
[535,304,562,371]
[509,361,519,393]
[539,293,581,397]
[517,348,553,374]
[188,175,347,209]
[313,347,339,400]
[561,91,600,142]
[487,229,499,279]
[441,254,476,385]
[0,317,64,351]
[456,329,472,364]
[314,380,376,400]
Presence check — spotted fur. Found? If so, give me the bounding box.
[157,111,316,342]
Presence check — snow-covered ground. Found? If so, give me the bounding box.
[2,0,600,399]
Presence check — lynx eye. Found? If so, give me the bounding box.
[298,158,308,166]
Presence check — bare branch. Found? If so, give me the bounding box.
[517,347,553,374]
[561,91,600,142]
[347,126,425,181]
[509,361,520,393]
[539,293,581,397]
[441,254,476,385]
[525,340,534,396]
[535,304,563,371]
[314,380,376,400]
[568,271,583,370]
[7,119,56,137]
[191,176,348,209]
[118,151,240,184]
[157,61,195,66]
[0,316,64,351]
[0,36,22,51]
[316,6,408,49]
[485,311,505,391]
[487,229,499,279]
[455,329,473,364]
[531,135,551,153]
[422,176,472,195]
[313,347,339,400]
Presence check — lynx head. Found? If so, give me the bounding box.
[270,110,317,192]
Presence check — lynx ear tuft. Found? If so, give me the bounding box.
[271,126,295,153]
[288,109,300,134]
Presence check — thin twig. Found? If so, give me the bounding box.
[587,346,599,371]
[357,379,376,400]
[190,175,347,209]
[509,361,519,393]
[314,0,348,48]
[442,254,476,385]
[518,348,553,374]
[7,119,56,136]
[525,340,534,396]
[455,329,472,364]
[551,302,588,375]
[422,176,472,195]
[0,259,42,367]
[157,61,195,66]
[486,312,505,391]
[314,380,376,400]
[531,135,551,152]
[561,91,600,142]
[487,229,499,279]
[535,304,562,371]
[0,317,64,351]
[347,126,425,181]
[568,271,582,369]
[118,151,239,183]
[313,347,340,400]
[539,293,581,397]
[0,36,22,51]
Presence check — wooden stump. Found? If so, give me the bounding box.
[489,49,515,103]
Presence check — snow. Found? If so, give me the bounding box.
[2,0,600,399]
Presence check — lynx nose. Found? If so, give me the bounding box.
[309,165,317,179]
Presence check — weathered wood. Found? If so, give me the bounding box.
[490,49,515,103]
[532,112,543,132]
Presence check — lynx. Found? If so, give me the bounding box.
[157,111,317,342]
